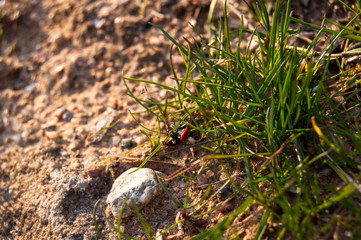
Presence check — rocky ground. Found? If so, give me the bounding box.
[0,0,355,239]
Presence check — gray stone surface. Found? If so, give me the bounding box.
[106,167,164,218]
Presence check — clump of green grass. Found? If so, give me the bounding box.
[94,0,361,238]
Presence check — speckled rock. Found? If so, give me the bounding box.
[87,110,116,144]
[106,168,164,218]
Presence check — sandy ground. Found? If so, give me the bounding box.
[0,0,354,239]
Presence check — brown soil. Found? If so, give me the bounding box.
[0,0,355,239]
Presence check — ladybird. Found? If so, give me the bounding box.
[165,123,190,146]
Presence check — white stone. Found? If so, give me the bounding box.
[106,168,163,218]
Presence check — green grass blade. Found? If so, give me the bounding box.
[192,197,254,239]
[92,200,105,240]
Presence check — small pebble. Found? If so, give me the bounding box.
[62,112,73,121]
[93,18,105,29]
[188,136,196,144]
[87,168,102,178]
[155,230,163,240]
[197,174,208,185]
[54,64,65,74]
[45,131,59,140]
[249,39,259,52]
[106,168,164,218]
[98,6,111,18]
[289,186,301,194]
[319,168,332,177]
[87,112,115,144]
[21,130,31,141]
[121,137,135,151]
[25,83,37,92]
[54,107,65,119]
[51,31,67,50]
[26,119,40,130]
[218,201,235,213]
[345,230,352,238]
[134,136,146,145]
[26,119,37,127]
[62,129,74,141]
[112,136,121,147]
[218,185,234,201]
[114,17,122,25]
[205,170,214,178]
[105,67,112,76]
[68,141,79,151]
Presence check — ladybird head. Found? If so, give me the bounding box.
[165,123,190,146]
